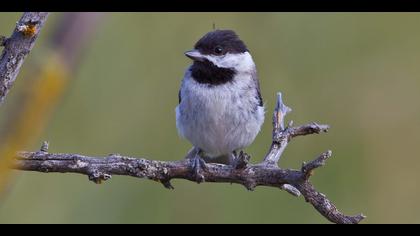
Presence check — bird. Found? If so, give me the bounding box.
[176,29,265,182]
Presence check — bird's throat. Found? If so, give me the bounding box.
[190,60,236,86]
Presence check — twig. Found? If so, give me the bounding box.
[12,92,365,224]
[0,12,49,105]
[263,93,329,166]
[302,150,332,180]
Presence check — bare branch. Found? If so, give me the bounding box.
[11,92,365,224]
[263,92,329,166]
[0,12,49,105]
[263,92,292,166]
[13,148,364,224]
[302,150,332,180]
[296,182,366,224]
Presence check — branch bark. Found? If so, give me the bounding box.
[12,92,365,224]
[0,12,49,105]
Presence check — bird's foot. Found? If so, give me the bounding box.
[189,150,207,183]
[232,151,251,169]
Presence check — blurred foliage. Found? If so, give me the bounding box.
[0,52,68,194]
[0,12,420,223]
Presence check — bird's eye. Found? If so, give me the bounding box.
[214,46,223,54]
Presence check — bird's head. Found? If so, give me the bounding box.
[185,30,255,80]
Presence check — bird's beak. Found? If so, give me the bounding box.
[185,49,205,62]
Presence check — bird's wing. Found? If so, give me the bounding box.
[252,68,263,107]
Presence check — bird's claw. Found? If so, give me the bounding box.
[190,153,207,183]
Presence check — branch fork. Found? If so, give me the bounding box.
[12,92,365,224]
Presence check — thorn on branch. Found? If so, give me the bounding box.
[244,180,257,191]
[273,92,292,130]
[40,141,49,152]
[280,184,301,197]
[301,150,332,180]
[354,214,367,223]
[88,170,112,184]
[0,36,7,47]
[161,179,175,190]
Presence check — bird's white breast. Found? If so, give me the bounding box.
[176,69,265,158]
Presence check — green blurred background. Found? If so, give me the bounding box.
[0,12,419,224]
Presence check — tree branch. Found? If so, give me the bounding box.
[11,92,365,224]
[0,12,49,105]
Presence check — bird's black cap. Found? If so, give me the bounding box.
[194,30,248,55]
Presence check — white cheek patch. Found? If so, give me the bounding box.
[203,52,255,73]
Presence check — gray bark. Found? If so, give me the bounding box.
[13,92,365,224]
[0,12,49,105]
